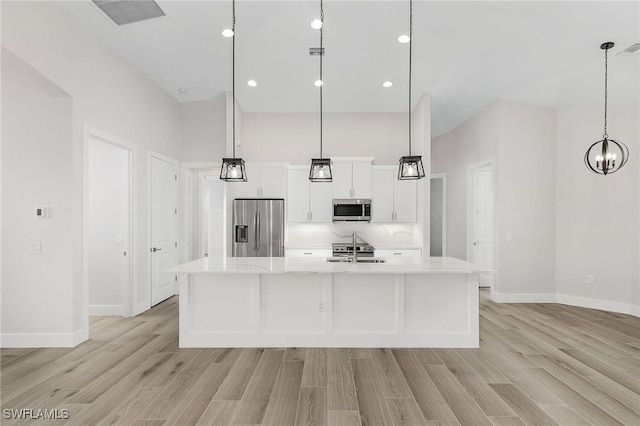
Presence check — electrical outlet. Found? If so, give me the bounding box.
[317,301,325,312]
[28,241,41,254]
[586,275,594,284]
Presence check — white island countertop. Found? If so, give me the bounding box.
[165,256,490,275]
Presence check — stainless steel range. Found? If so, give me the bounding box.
[332,242,374,258]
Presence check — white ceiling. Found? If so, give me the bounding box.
[59,1,639,136]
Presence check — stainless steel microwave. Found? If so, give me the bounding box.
[333,199,371,222]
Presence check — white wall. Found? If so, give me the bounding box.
[2,1,184,346]
[432,99,557,297]
[182,95,227,162]
[556,102,639,314]
[88,137,129,315]
[497,101,557,296]
[433,97,639,316]
[431,101,501,260]
[1,49,76,346]
[242,112,408,164]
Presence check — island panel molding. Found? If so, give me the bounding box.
[167,257,484,348]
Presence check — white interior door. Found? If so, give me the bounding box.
[471,166,494,287]
[88,135,131,316]
[150,155,179,306]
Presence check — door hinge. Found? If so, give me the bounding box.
[174,174,178,181]
[174,208,178,214]
[175,275,177,282]
[175,242,177,248]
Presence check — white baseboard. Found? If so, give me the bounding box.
[88,305,123,316]
[133,300,149,316]
[491,292,640,318]
[1,329,85,348]
[555,294,639,318]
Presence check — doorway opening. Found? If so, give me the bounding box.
[467,160,495,288]
[430,173,447,257]
[84,127,135,317]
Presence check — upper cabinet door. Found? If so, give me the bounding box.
[260,166,287,198]
[352,161,372,199]
[231,164,260,198]
[371,168,394,222]
[287,169,310,223]
[331,162,352,199]
[230,164,287,199]
[394,179,417,222]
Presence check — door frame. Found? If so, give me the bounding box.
[147,150,180,307]
[430,172,447,257]
[180,162,229,263]
[466,159,496,288]
[82,125,137,328]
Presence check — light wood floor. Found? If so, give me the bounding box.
[2,290,639,425]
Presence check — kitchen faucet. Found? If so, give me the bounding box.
[352,231,357,263]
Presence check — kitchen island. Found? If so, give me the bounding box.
[165,256,488,348]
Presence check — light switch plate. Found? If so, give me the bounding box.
[29,241,41,254]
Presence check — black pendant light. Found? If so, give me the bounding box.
[309,0,332,182]
[398,0,425,180]
[220,0,247,182]
[584,42,629,175]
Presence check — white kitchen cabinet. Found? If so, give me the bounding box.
[375,249,422,257]
[287,168,332,223]
[332,159,372,199]
[285,249,332,257]
[371,166,417,223]
[231,163,287,198]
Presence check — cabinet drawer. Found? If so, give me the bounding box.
[375,249,422,257]
[285,249,332,258]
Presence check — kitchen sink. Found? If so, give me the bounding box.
[325,257,387,263]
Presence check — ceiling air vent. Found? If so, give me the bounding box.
[92,0,165,26]
[617,42,640,55]
[309,47,326,57]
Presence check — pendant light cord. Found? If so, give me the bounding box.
[232,0,236,158]
[320,0,324,158]
[408,0,412,156]
[603,45,608,139]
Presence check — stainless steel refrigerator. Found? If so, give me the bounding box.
[232,199,285,257]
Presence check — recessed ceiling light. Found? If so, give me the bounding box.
[221,29,234,38]
[382,81,393,88]
[310,19,323,30]
[398,35,410,44]
[314,80,323,87]
[178,88,189,94]
[247,80,257,87]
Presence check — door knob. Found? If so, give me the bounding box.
[151,247,162,252]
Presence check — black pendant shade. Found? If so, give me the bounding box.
[397,0,425,181]
[398,156,425,180]
[309,158,332,181]
[220,157,247,182]
[584,42,629,175]
[220,0,247,182]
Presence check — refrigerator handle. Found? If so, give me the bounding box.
[254,210,260,252]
